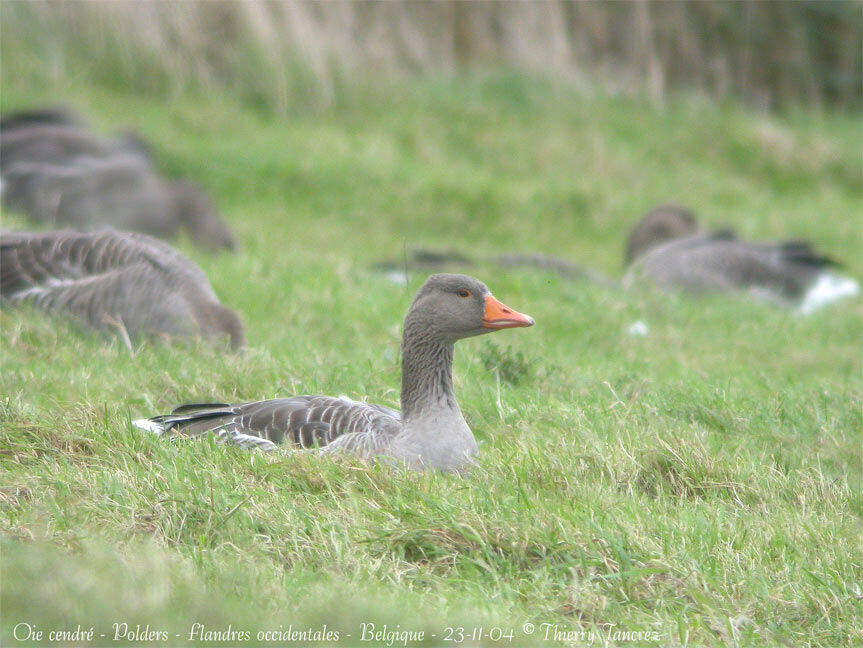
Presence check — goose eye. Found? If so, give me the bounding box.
[457,289,471,298]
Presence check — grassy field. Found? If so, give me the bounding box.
[1,68,862,648]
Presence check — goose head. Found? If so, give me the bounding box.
[169,180,237,252]
[405,274,534,344]
[625,204,700,264]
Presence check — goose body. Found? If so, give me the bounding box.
[1,229,244,347]
[133,274,534,472]
[2,155,176,234]
[0,125,146,172]
[624,205,859,311]
[2,155,235,251]
[0,124,234,251]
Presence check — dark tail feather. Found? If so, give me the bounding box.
[169,402,232,416]
[142,403,235,435]
[0,107,83,132]
[780,240,841,268]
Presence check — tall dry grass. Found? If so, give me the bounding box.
[2,1,861,113]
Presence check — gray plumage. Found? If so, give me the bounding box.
[2,154,235,251]
[624,204,699,265]
[626,233,837,303]
[0,125,146,172]
[3,155,177,234]
[138,396,401,454]
[134,274,535,472]
[1,229,244,347]
[623,204,855,308]
[1,125,234,251]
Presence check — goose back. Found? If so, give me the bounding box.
[142,397,402,453]
[1,230,244,347]
[2,155,178,236]
[167,180,237,251]
[628,233,838,302]
[2,155,235,251]
[0,125,146,172]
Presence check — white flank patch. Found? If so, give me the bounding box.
[384,270,409,286]
[0,175,5,198]
[627,320,649,337]
[132,418,164,436]
[10,277,88,301]
[799,273,860,315]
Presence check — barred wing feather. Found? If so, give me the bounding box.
[138,396,401,455]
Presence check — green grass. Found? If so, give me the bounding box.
[1,70,861,647]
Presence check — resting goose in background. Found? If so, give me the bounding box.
[624,204,859,313]
[1,229,244,348]
[623,204,700,265]
[0,124,149,172]
[133,274,534,472]
[2,155,236,251]
[0,121,234,250]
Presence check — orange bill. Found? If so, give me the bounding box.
[482,295,535,329]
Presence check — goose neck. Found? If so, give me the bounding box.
[400,323,458,422]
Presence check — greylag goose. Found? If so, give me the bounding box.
[1,229,244,347]
[624,204,859,313]
[133,274,534,472]
[0,124,148,172]
[2,153,235,251]
[624,204,700,265]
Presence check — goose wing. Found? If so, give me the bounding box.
[1,230,238,343]
[4,155,179,236]
[1,230,213,297]
[134,397,402,452]
[632,235,830,299]
[0,125,132,171]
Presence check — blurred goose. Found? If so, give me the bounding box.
[133,274,534,472]
[624,204,700,265]
[624,204,859,313]
[1,229,244,347]
[2,154,236,251]
[0,124,149,172]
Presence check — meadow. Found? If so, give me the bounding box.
[1,69,861,647]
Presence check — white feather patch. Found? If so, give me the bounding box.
[799,273,860,315]
[627,320,649,337]
[10,277,89,301]
[384,270,409,286]
[132,418,165,436]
